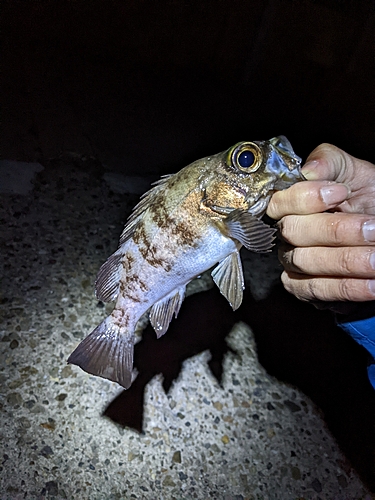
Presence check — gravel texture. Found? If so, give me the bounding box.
[0,158,372,499]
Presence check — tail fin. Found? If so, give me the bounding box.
[67,317,135,389]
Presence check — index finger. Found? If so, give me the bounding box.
[267,180,350,220]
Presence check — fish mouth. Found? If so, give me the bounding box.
[273,167,306,190]
[263,140,304,190]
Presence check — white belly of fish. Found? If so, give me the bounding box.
[116,223,239,326]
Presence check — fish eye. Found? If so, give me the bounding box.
[238,150,255,168]
[230,142,262,173]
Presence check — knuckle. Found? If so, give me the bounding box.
[306,278,321,301]
[337,278,355,301]
[266,196,280,219]
[289,247,305,272]
[282,271,375,303]
[329,219,346,245]
[337,248,356,274]
[278,216,294,242]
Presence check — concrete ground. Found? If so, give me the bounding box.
[0,159,373,499]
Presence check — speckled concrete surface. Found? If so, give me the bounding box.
[0,159,372,499]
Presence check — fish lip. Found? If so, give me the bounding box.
[262,140,304,190]
[273,166,305,189]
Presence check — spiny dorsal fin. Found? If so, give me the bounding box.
[211,251,244,310]
[119,174,173,245]
[224,209,276,253]
[96,174,174,302]
[149,285,186,338]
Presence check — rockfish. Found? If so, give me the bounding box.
[68,136,303,389]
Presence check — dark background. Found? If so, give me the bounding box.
[2,0,374,172]
[2,0,375,491]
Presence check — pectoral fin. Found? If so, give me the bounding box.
[211,251,244,310]
[149,285,186,338]
[224,209,276,253]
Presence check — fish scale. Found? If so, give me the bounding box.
[68,136,304,389]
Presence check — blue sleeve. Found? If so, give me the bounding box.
[337,315,375,389]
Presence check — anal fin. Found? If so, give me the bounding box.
[149,285,186,338]
[67,317,135,389]
[211,251,244,310]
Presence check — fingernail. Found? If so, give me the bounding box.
[363,221,375,242]
[369,280,375,296]
[320,183,350,205]
[301,160,320,180]
[371,253,375,270]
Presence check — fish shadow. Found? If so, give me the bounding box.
[103,284,375,491]
[103,286,240,432]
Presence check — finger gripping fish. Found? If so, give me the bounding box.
[68,136,303,389]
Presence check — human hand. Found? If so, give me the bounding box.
[267,143,375,302]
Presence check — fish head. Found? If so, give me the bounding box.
[216,135,305,216]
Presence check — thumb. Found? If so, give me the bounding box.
[302,143,357,184]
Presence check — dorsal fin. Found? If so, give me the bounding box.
[119,175,173,245]
[96,175,174,302]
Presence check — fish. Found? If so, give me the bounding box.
[68,136,304,389]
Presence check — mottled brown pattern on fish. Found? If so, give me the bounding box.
[153,192,202,248]
[205,181,250,212]
[122,253,135,273]
[170,222,199,247]
[119,279,142,303]
[132,222,150,252]
[132,188,200,263]
[146,244,173,272]
[138,279,149,292]
[112,308,131,328]
[135,232,172,271]
[173,164,197,185]
[148,193,173,229]
[131,217,172,270]
[121,252,150,298]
